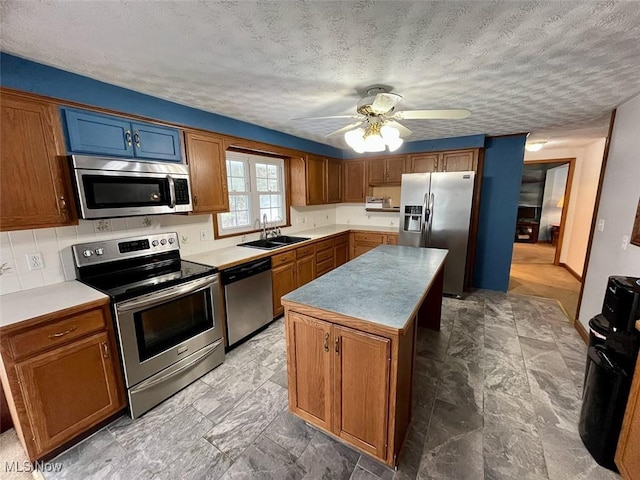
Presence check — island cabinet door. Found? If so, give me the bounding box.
[333,325,390,459]
[286,312,333,431]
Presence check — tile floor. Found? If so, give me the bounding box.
[41,290,620,480]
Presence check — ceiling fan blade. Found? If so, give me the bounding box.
[292,115,363,120]
[325,121,365,137]
[384,120,412,137]
[393,109,472,120]
[370,93,403,114]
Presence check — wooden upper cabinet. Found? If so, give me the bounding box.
[1,91,76,231]
[326,158,343,203]
[441,149,478,172]
[367,156,405,185]
[408,153,439,173]
[343,160,367,203]
[185,131,229,213]
[307,154,326,205]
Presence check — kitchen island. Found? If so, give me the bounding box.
[281,245,447,467]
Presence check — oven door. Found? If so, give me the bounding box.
[74,169,192,218]
[114,274,222,387]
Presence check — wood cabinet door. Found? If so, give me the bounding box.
[15,331,124,455]
[272,262,296,317]
[385,234,398,245]
[1,94,74,231]
[367,158,386,185]
[296,254,315,287]
[334,242,348,267]
[409,153,439,173]
[333,325,390,458]
[306,154,326,205]
[385,157,405,183]
[185,131,229,213]
[441,149,477,172]
[131,122,182,162]
[326,158,342,203]
[616,353,640,479]
[286,312,333,430]
[343,160,367,202]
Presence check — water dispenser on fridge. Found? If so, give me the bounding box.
[403,205,424,233]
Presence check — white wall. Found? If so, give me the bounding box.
[525,138,605,275]
[0,204,336,295]
[539,164,568,241]
[578,93,640,330]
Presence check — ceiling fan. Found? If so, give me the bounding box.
[297,86,471,153]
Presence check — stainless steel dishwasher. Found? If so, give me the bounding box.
[221,257,273,347]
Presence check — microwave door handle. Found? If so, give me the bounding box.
[167,175,176,208]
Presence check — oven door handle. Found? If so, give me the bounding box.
[129,339,223,394]
[167,175,176,209]
[116,275,217,313]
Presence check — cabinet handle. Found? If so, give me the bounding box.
[101,341,110,359]
[58,196,67,210]
[125,130,132,147]
[193,194,198,206]
[335,336,340,355]
[324,332,329,352]
[434,159,438,170]
[134,131,141,148]
[442,161,447,172]
[48,325,77,339]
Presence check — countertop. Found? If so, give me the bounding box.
[0,281,109,328]
[282,245,447,331]
[186,224,399,270]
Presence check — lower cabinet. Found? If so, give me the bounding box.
[0,300,126,461]
[616,349,640,479]
[351,232,399,258]
[334,234,349,267]
[286,312,390,458]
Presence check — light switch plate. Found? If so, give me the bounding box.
[596,219,605,232]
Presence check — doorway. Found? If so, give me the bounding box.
[509,158,581,319]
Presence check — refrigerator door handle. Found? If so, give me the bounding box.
[427,193,435,244]
[421,193,429,246]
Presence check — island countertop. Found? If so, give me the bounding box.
[282,245,447,332]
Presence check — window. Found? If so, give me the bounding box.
[217,151,286,235]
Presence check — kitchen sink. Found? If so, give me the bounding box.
[237,235,310,250]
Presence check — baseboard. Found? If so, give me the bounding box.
[574,318,589,345]
[560,262,582,282]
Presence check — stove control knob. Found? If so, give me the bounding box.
[152,240,159,247]
[82,249,93,258]
[160,238,167,245]
[95,248,105,256]
[168,237,175,244]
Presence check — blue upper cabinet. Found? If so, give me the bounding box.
[62,108,182,162]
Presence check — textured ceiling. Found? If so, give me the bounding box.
[2,1,640,150]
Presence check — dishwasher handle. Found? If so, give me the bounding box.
[221,257,272,285]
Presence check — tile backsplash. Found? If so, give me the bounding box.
[0,205,338,295]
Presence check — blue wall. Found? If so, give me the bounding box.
[1,52,526,292]
[0,53,343,158]
[474,135,527,291]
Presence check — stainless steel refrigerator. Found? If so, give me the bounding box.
[398,171,475,297]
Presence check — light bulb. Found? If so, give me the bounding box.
[344,128,365,149]
[386,137,403,152]
[380,124,400,141]
[363,134,385,152]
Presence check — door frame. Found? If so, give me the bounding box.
[521,157,576,265]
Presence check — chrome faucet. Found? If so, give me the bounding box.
[260,213,268,240]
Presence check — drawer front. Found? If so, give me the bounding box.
[353,233,384,244]
[316,248,334,263]
[8,309,107,361]
[316,258,334,277]
[315,239,334,253]
[297,244,315,258]
[334,234,349,246]
[385,234,398,245]
[272,250,296,267]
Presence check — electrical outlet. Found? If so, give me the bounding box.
[597,219,605,232]
[302,217,307,224]
[26,252,44,271]
[200,230,207,241]
[622,235,629,250]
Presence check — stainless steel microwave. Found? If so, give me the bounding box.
[70,155,193,219]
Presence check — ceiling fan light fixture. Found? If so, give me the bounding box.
[380,124,400,141]
[525,142,546,152]
[386,136,403,152]
[363,133,386,152]
[344,128,365,149]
